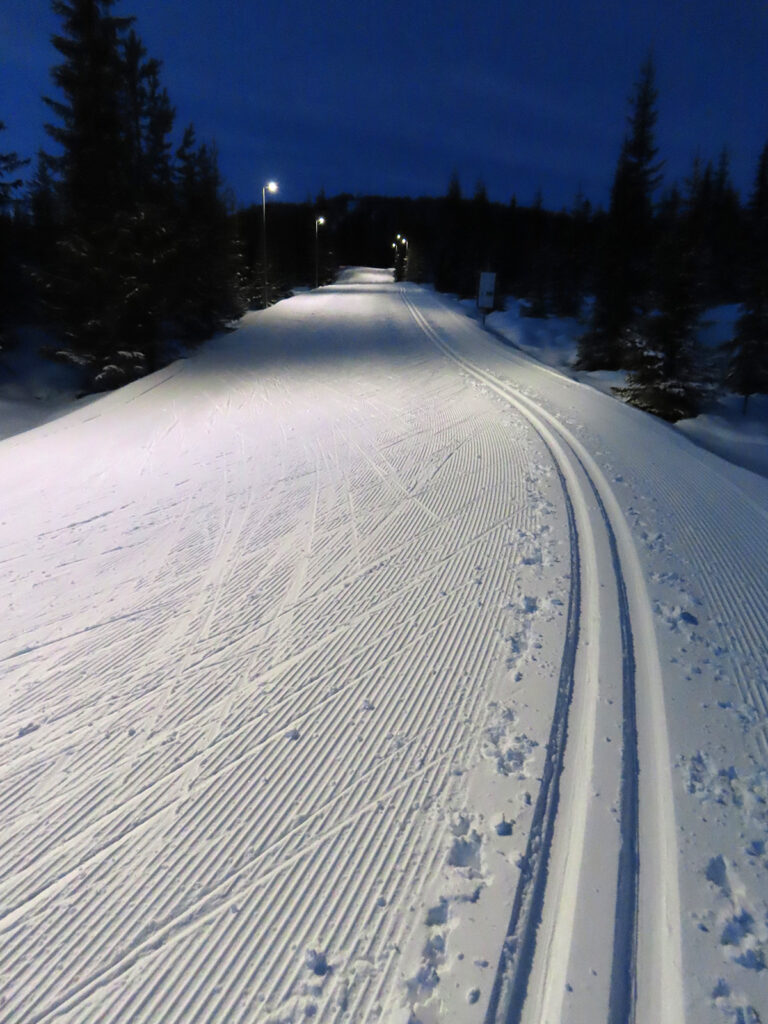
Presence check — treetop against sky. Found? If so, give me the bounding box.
[3,0,768,208]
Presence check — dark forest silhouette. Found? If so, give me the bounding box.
[1,5,766,417]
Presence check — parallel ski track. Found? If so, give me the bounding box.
[402,291,685,1024]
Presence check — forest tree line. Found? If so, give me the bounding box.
[1,10,766,418]
[0,0,246,392]
[316,60,768,420]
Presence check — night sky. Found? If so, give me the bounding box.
[3,0,768,210]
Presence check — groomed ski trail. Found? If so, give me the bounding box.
[402,291,685,1024]
[0,273,569,1023]
[7,271,765,1022]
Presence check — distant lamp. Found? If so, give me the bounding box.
[315,216,326,289]
[394,234,409,282]
[262,179,279,307]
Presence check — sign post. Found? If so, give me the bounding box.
[477,271,496,325]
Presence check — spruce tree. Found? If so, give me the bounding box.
[523,191,551,317]
[42,0,141,386]
[170,126,245,339]
[471,179,490,262]
[0,122,30,350]
[725,143,768,411]
[710,149,743,302]
[577,57,662,369]
[682,151,742,305]
[435,171,469,295]
[550,197,589,319]
[617,229,707,421]
[142,65,175,203]
[0,122,27,208]
[115,28,177,372]
[41,0,229,387]
[447,170,462,203]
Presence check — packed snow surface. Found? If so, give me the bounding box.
[482,300,768,481]
[1,269,767,1023]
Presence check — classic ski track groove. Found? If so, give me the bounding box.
[402,291,685,1024]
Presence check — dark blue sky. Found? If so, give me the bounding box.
[3,0,768,209]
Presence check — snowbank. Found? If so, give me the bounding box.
[482,301,768,480]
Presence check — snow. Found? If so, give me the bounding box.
[0,328,90,441]
[1,269,767,1023]
[676,393,768,478]
[484,300,768,481]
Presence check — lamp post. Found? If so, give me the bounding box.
[262,180,278,307]
[393,235,408,281]
[315,216,325,289]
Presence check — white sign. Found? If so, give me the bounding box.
[478,272,496,311]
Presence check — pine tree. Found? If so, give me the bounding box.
[617,230,707,421]
[40,0,232,387]
[577,56,662,369]
[523,192,551,317]
[45,0,134,219]
[549,193,590,318]
[0,122,28,208]
[115,28,177,372]
[682,151,742,305]
[0,122,30,350]
[470,178,491,281]
[710,149,744,302]
[142,64,175,203]
[725,143,768,411]
[42,0,141,386]
[447,170,462,203]
[170,126,245,339]
[435,171,470,294]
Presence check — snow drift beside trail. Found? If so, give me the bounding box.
[482,300,768,480]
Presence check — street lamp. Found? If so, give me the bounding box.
[262,179,278,307]
[394,234,408,281]
[315,216,325,289]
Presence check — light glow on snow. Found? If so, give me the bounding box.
[2,270,767,1023]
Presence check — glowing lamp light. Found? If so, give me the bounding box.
[314,216,326,288]
[262,180,279,307]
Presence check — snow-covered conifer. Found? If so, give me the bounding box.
[617,231,709,421]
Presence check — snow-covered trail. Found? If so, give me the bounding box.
[403,286,768,1024]
[0,270,568,1023]
[403,294,683,1024]
[1,269,767,1024]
